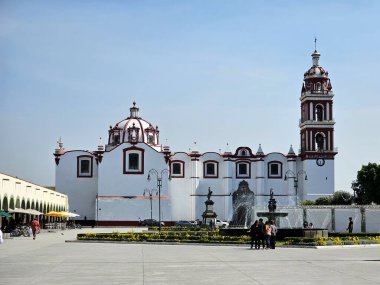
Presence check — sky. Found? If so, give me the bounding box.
[0,0,379,192]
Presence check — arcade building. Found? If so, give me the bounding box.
[54,49,337,226]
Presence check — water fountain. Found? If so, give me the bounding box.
[256,189,288,227]
[229,180,254,228]
[220,186,328,238]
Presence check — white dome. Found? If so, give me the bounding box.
[107,102,160,149]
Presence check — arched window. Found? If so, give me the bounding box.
[268,161,282,178]
[113,132,120,145]
[315,133,325,151]
[123,147,144,174]
[170,160,185,178]
[315,105,324,122]
[203,161,219,178]
[316,82,322,92]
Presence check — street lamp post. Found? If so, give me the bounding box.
[284,170,308,205]
[147,168,170,233]
[143,188,158,221]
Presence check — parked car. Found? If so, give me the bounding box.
[141,219,165,226]
[174,220,196,227]
[215,219,229,228]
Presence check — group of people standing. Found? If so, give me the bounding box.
[249,218,277,250]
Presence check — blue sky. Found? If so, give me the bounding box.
[0,1,379,192]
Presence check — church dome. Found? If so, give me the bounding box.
[303,51,328,79]
[107,102,160,149]
[302,50,332,94]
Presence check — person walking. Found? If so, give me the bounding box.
[31,218,40,240]
[249,220,259,249]
[264,221,272,249]
[270,220,277,249]
[257,218,265,249]
[346,217,353,233]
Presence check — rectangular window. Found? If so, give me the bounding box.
[170,161,185,178]
[204,161,218,178]
[239,163,247,175]
[270,164,279,175]
[172,163,181,175]
[268,161,282,178]
[148,134,154,144]
[236,162,251,178]
[206,163,215,175]
[129,153,139,170]
[77,156,93,178]
[123,147,144,174]
[80,160,90,173]
[114,133,120,144]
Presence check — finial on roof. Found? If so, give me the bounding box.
[57,136,64,150]
[98,137,104,151]
[130,102,139,118]
[288,145,295,155]
[314,36,317,52]
[256,144,264,155]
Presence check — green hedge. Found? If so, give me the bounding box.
[77,231,250,244]
[284,235,380,246]
[328,232,380,238]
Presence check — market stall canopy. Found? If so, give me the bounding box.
[26,209,44,215]
[8,208,30,214]
[45,211,65,217]
[56,212,80,218]
[0,210,12,217]
[8,208,44,215]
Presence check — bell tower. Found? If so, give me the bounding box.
[299,46,337,200]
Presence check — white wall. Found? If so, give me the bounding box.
[55,151,97,220]
[303,159,335,200]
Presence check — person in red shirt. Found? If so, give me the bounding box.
[31,218,40,240]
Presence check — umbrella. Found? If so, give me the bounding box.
[8,208,29,214]
[58,212,80,218]
[45,211,65,217]
[26,209,44,215]
[0,210,12,218]
[65,212,80,218]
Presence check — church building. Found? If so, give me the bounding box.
[54,49,337,226]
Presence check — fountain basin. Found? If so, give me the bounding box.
[276,228,328,240]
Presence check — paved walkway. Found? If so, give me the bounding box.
[0,227,379,285]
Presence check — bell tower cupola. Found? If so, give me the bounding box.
[299,46,337,160]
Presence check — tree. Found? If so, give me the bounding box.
[330,191,353,205]
[356,163,380,204]
[351,180,366,205]
[300,200,315,206]
[315,197,332,205]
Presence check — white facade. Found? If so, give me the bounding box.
[0,172,68,227]
[55,50,337,225]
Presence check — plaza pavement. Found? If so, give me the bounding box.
[0,227,379,285]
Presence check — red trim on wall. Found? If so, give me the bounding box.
[76,155,93,178]
[122,146,145,174]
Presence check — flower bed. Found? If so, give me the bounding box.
[284,235,380,246]
[77,230,250,244]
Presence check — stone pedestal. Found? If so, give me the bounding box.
[202,199,217,225]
